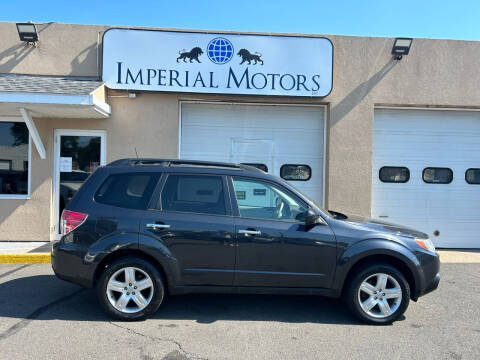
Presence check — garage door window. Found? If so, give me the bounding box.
[0,121,30,197]
[423,168,453,184]
[379,166,410,183]
[280,164,311,181]
[465,168,480,185]
[161,174,227,215]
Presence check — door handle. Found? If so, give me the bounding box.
[238,229,261,236]
[146,223,171,230]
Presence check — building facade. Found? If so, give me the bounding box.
[0,22,479,248]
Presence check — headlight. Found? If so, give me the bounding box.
[415,237,436,253]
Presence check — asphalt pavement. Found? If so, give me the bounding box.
[0,262,479,360]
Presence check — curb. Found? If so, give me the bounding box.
[0,254,51,264]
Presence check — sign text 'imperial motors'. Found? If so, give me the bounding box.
[102,29,333,97]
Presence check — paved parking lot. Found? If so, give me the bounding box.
[0,262,479,360]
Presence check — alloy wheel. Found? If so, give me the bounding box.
[357,272,403,319]
[106,266,154,313]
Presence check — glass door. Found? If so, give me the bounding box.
[53,130,106,238]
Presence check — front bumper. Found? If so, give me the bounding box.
[414,250,441,300]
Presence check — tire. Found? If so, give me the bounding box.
[345,263,410,325]
[96,256,165,321]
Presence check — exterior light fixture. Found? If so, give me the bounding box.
[392,38,412,60]
[16,22,38,44]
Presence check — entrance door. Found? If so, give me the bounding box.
[53,130,106,238]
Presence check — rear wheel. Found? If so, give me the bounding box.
[96,257,165,321]
[345,264,410,324]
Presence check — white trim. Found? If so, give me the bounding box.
[0,117,32,200]
[51,129,107,240]
[0,116,25,122]
[178,100,327,207]
[90,94,112,116]
[19,108,46,159]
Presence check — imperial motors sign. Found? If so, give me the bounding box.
[102,28,333,97]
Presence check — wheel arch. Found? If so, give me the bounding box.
[93,249,170,293]
[334,239,422,300]
[341,253,417,300]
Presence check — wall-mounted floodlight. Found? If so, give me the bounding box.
[16,22,38,44]
[392,38,412,60]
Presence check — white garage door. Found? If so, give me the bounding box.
[180,102,325,204]
[372,109,480,248]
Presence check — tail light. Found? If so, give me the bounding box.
[61,210,88,235]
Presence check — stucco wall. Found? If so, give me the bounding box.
[0,22,480,240]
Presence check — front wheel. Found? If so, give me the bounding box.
[345,264,410,324]
[96,257,165,321]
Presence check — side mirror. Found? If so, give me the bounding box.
[304,209,321,226]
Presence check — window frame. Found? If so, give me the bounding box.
[0,117,31,200]
[379,166,410,184]
[280,164,312,181]
[465,168,480,185]
[229,175,310,223]
[155,172,232,217]
[422,167,453,184]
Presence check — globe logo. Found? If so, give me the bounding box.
[207,37,234,65]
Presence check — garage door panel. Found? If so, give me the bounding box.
[181,103,325,204]
[373,109,480,248]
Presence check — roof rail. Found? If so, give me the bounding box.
[107,158,244,170]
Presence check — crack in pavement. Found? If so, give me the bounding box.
[0,288,85,342]
[109,321,208,360]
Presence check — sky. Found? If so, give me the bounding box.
[1,0,480,41]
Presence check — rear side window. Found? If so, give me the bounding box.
[379,166,410,183]
[280,164,311,181]
[94,173,160,210]
[161,174,226,215]
[465,168,480,184]
[423,167,453,184]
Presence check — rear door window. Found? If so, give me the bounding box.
[94,173,160,210]
[160,174,227,215]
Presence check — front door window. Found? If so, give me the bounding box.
[232,178,307,222]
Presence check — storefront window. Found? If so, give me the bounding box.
[0,122,29,196]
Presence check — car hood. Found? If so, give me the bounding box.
[334,213,428,239]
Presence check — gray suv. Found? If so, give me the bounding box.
[52,159,440,324]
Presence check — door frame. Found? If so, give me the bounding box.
[51,129,106,240]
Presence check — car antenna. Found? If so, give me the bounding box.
[134,147,139,159]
